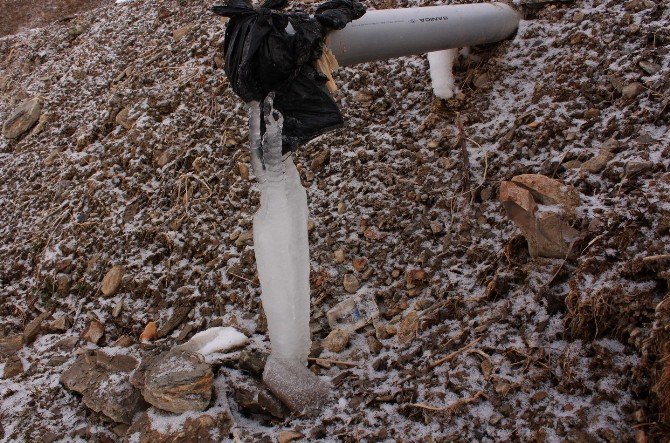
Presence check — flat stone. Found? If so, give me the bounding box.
[60,350,142,424]
[397,310,419,344]
[157,304,192,338]
[581,150,614,173]
[23,310,53,344]
[366,335,383,354]
[639,61,661,75]
[510,174,580,218]
[3,355,23,378]
[0,334,24,358]
[115,106,133,130]
[2,97,42,139]
[173,24,194,42]
[311,150,330,171]
[142,349,213,414]
[278,431,304,443]
[626,161,653,176]
[49,316,71,332]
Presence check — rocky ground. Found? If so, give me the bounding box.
[0,0,669,441]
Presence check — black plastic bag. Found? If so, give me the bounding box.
[213,0,365,153]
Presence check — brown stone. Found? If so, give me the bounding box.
[500,179,581,259]
[622,82,645,99]
[311,150,330,171]
[56,273,71,295]
[172,24,194,42]
[101,265,124,296]
[81,319,105,344]
[581,150,614,173]
[49,316,71,332]
[352,257,367,272]
[237,161,249,180]
[113,335,134,347]
[23,310,53,344]
[140,321,158,343]
[0,334,24,358]
[2,96,42,139]
[398,310,419,344]
[60,350,142,424]
[323,329,349,353]
[343,274,360,294]
[3,355,23,378]
[115,107,133,130]
[278,431,304,443]
[142,349,213,413]
[125,404,232,443]
[510,174,580,218]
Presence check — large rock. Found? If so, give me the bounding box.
[500,174,581,259]
[60,349,143,424]
[141,349,213,413]
[125,408,233,443]
[125,378,233,443]
[2,97,42,139]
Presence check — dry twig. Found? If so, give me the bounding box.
[308,357,359,367]
[410,391,486,414]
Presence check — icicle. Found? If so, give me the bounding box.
[427,48,459,100]
[248,95,311,364]
[247,95,330,414]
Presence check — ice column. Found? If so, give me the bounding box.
[247,98,330,415]
[247,98,311,364]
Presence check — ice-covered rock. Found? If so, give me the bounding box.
[263,356,331,415]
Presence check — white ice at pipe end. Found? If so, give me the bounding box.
[427,49,459,100]
[178,326,249,356]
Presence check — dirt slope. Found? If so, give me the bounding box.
[0,0,668,441]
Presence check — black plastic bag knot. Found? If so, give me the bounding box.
[213,0,366,153]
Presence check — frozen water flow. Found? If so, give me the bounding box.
[427,48,458,99]
[248,97,311,364]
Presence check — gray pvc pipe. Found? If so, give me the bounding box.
[326,2,520,66]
